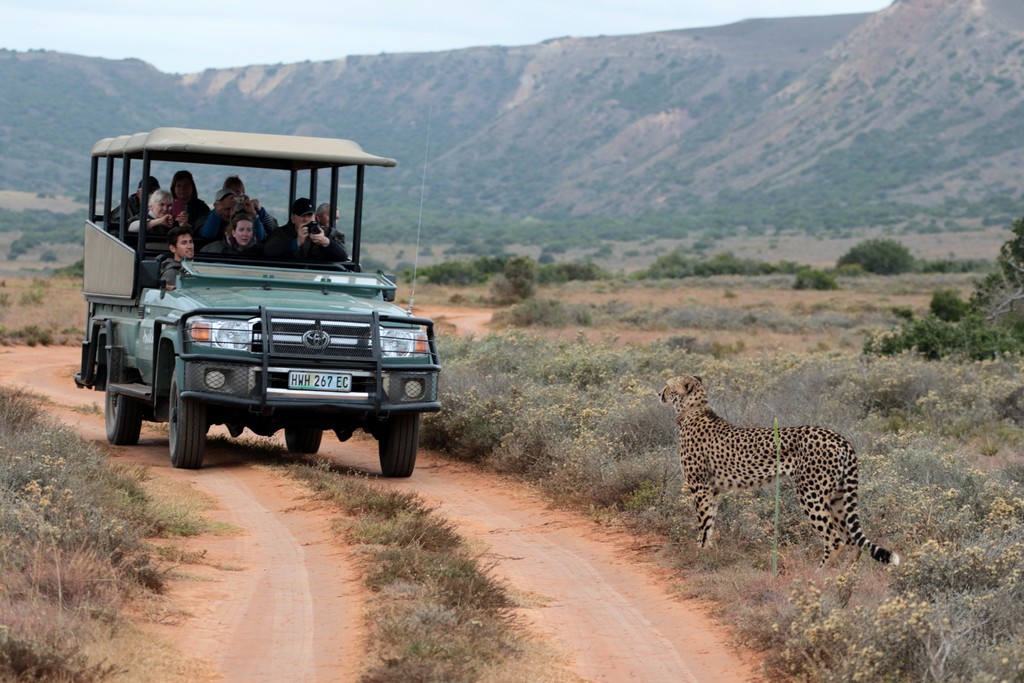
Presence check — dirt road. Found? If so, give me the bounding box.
[0,344,761,682]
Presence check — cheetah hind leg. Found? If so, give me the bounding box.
[795,484,844,570]
[829,491,858,565]
[691,487,720,550]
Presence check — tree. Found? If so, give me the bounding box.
[836,238,914,275]
[489,256,537,304]
[863,216,1024,361]
[972,216,1024,321]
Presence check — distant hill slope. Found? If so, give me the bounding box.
[2,0,1023,251]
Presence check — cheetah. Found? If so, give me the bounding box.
[659,374,899,569]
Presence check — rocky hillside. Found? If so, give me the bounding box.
[2,0,1023,248]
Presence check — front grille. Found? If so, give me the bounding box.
[252,316,373,361]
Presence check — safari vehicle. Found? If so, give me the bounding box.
[74,128,440,476]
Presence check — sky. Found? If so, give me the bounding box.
[1,1,892,75]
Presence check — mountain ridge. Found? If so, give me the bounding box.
[3,0,1024,252]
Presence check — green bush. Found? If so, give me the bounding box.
[837,238,915,275]
[639,251,802,279]
[488,255,537,304]
[495,297,594,327]
[863,313,1024,360]
[537,261,609,283]
[793,267,840,290]
[930,289,970,322]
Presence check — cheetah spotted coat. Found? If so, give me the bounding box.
[659,375,899,568]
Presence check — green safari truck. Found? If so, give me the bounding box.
[74,128,440,476]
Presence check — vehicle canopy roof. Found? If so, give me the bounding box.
[91,127,398,171]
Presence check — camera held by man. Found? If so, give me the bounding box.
[263,197,348,263]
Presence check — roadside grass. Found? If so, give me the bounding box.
[289,464,576,682]
[421,332,1024,681]
[0,386,220,682]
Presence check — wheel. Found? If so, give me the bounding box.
[105,348,142,445]
[377,414,419,478]
[284,426,323,454]
[169,375,207,469]
[105,385,142,445]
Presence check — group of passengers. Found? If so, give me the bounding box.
[127,172,348,262]
[128,172,349,290]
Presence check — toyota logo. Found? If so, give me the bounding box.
[302,328,331,349]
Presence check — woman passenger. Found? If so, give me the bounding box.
[169,170,211,231]
[201,213,262,255]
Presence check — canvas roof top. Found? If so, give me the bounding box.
[91,127,397,170]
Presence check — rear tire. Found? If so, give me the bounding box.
[169,375,207,469]
[378,414,419,478]
[104,346,142,445]
[284,426,323,454]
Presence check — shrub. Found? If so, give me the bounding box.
[488,256,537,304]
[495,298,594,327]
[415,257,507,285]
[0,387,162,680]
[863,313,1024,360]
[837,238,915,275]
[537,261,609,283]
[793,267,839,290]
[639,251,801,279]
[930,289,970,322]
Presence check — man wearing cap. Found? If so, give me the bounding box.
[263,198,348,262]
[197,187,268,241]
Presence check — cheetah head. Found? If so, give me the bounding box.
[659,375,707,415]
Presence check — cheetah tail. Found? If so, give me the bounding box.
[843,451,899,566]
[849,519,900,565]
[863,539,901,565]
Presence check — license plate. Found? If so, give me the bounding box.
[288,371,352,392]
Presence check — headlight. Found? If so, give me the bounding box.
[379,326,429,357]
[188,318,253,351]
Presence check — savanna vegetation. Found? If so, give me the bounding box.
[3,221,1024,680]
[0,387,185,681]
[409,223,1024,681]
[422,334,1024,681]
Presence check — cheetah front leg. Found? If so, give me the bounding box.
[690,485,721,548]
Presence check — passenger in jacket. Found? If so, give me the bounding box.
[201,213,262,255]
[263,198,347,262]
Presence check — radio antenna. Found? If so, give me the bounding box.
[408,106,432,315]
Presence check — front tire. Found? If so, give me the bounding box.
[378,414,419,478]
[284,426,322,454]
[169,375,207,469]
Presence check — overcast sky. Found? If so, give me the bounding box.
[2,1,892,75]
